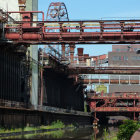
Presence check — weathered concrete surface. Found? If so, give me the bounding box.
[131,128,140,140]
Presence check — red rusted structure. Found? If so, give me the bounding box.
[68,66,140,74]
[82,79,140,84]
[46,2,70,60]
[87,93,140,122]
[3,11,140,44]
[3,9,140,123]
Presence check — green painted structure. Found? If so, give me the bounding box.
[95,85,107,93]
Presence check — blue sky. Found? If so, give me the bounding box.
[39,0,140,56]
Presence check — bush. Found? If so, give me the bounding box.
[117,120,140,140]
[50,120,65,129]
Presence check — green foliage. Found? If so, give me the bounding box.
[42,120,65,130]
[0,120,75,139]
[0,120,74,134]
[90,128,117,140]
[51,120,65,129]
[84,101,87,112]
[117,120,140,140]
[103,128,117,140]
[0,127,22,133]
[23,126,37,131]
[104,128,109,139]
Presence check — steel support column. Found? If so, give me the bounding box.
[40,68,44,106]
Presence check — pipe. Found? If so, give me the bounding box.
[40,68,44,106]
[7,11,45,21]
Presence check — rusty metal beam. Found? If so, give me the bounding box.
[88,92,140,116]
[4,12,140,44]
[82,79,140,84]
[68,67,140,74]
[93,107,140,112]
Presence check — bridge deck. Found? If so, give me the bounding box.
[4,11,140,44]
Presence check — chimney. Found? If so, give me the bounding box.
[18,0,26,11]
[77,48,84,61]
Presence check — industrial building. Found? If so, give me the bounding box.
[109,45,140,66]
[0,0,140,127]
[109,45,140,92]
[0,1,90,128]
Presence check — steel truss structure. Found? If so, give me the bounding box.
[87,93,140,121]
[4,11,140,44]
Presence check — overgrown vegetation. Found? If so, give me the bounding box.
[100,120,140,140]
[0,120,74,134]
[103,128,117,140]
[0,120,75,139]
[41,120,65,130]
[102,120,140,140]
[117,120,140,140]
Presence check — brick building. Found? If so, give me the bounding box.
[109,45,140,66]
[108,45,140,93]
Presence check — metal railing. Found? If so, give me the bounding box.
[87,92,140,98]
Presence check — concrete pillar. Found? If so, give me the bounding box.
[40,68,43,106]
[26,0,38,109]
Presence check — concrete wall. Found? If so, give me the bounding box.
[112,45,140,52]
[26,0,32,11]
[108,52,140,66]
[26,0,38,108]
[109,85,140,93]
[0,0,18,11]
[0,109,91,127]
[0,0,19,19]
[108,45,140,93]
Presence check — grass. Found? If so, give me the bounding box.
[0,127,22,133]
[0,120,74,134]
[0,121,75,139]
[41,120,65,130]
[103,128,118,140]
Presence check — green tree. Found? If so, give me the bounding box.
[117,120,140,140]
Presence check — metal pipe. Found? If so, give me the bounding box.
[40,68,44,106]
[7,11,44,21]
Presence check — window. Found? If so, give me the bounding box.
[133,48,140,52]
[132,56,140,60]
[122,49,128,52]
[116,49,121,52]
[112,56,121,61]
[23,16,30,19]
[134,48,138,51]
[112,56,128,61]
[123,56,128,60]
[116,48,128,52]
